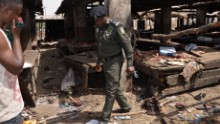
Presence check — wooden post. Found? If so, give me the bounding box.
[20,9,33,50]
[154,11,162,33]
[74,4,87,42]
[196,8,206,26]
[64,10,74,40]
[152,22,220,43]
[105,0,133,92]
[161,7,171,34]
[82,64,89,91]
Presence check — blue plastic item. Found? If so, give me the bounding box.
[159,46,176,56]
[133,71,139,78]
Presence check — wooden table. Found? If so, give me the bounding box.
[64,51,98,90]
[134,48,220,96]
[19,50,40,107]
[22,50,40,95]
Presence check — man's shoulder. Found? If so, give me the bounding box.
[0,30,7,43]
[109,20,127,35]
[109,20,122,27]
[0,29,11,48]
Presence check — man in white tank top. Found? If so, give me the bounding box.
[0,0,24,123]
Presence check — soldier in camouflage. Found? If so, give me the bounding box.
[89,6,135,122]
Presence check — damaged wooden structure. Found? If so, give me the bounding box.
[56,0,133,91]
[133,0,220,96]
[19,50,40,107]
[53,0,220,93]
[21,0,43,50]
[134,47,220,96]
[63,51,98,90]
[35,15,65,41]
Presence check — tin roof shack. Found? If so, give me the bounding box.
[21,0,43,50]
[132,0,220,96]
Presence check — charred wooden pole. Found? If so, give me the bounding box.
[218,12,220,21]
[73,3,87,42]
[154,7,171,34]
[196,8,206,26]
[152,22,220,43]
[154,11,162,33]
[64,10,74,40]
[161,7,171,34]
[20,9,33,50]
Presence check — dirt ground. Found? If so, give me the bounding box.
[25,47,156,124]
[23,46,220,124]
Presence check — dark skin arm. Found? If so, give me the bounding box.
[0,19,24,75]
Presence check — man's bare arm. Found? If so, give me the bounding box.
[0,20,23,75]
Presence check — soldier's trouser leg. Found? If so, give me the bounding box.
[115,85,131,110]
[101,56,130,121]
[101,79,117,121]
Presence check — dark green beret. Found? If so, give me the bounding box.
[89,6,107,19]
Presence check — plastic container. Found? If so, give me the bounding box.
[159,46,176,56]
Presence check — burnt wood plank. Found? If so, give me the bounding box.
[166,68,220,86]
[152,22,220,43]
[201,51,220,70]
[162,75,220,96]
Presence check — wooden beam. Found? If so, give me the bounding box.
[74,4,87,42]
[162,75,220,96]
[152,22,220,43]
[132,0,217,11]
[137,38,180,48]
[166,68,220,86]
[161,7,171,34]
[196,8,207,26]
[44,112,79,124]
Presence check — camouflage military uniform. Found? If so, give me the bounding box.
[95,18,134,122]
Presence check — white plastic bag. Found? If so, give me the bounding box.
[61,68,76,91]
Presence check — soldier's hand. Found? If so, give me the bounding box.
[95,64,102,72]
[126,66,135,75]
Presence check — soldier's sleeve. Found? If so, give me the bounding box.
[97,54,103,65]
[95,28,102,65]
[116,25,134,67]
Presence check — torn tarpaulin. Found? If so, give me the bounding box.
[180,60,204,83]
[184,43,198,52]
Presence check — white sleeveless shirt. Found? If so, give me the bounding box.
[0,28,24,122]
